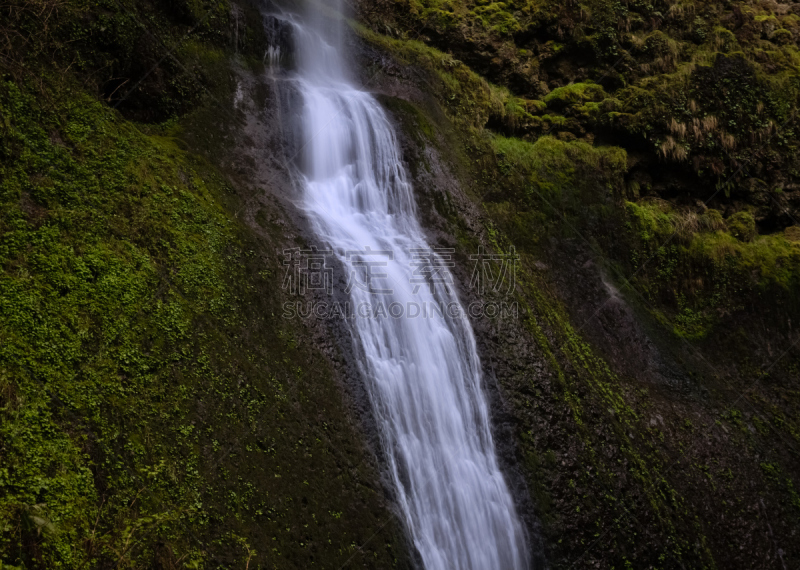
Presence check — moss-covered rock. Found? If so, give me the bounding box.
[726,210,757,242]
[360,0,800,225]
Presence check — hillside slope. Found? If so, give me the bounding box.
[351,0,800,567]
[357,0,800,342]
[0,1,409,568]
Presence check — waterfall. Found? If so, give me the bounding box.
[270,3,530,568]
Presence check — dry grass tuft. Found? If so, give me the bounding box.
[669,118,688,138]
[660,136,688,161]
[719,132,736,151]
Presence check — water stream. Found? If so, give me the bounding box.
[270,4,530,568]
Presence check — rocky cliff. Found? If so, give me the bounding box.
[0,0,798,568]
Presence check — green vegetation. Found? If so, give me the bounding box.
[0,75,405,569]
[357,4,800,566]
[0,80,232,567]
[624,200,800,338]
[543,82,608,110]
[360,0,800,338]
[364,0,800,200]
[725,210,756,242]
[0,1,406,568]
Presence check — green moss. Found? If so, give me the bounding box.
[726,211,757,242]
[754,15,779,24]
[477,3,522,35]
[367,0,800,196]
[622,199,800,336]
[626,200,675,241]
[485,84,547,131]
[711,26,739,53]
[700,209,726,232]
[492,135,626,206]
[642,30,681,59]
[0,69,406,570]
[544,82,608,111]
[353,23,498,130]
[0,80,232,567]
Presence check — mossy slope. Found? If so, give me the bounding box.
[355,19,800,568]
[0,1,407,568]
[357,0,800,350]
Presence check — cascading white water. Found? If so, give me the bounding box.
[278,4,530,568]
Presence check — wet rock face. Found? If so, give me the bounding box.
[263,13,296,69]
[546,242,691,393]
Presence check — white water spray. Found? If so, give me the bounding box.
[276,4,530,568]
[266,44,281,67]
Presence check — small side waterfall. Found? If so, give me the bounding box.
[268,4,530,568]
[265,44,281,67]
